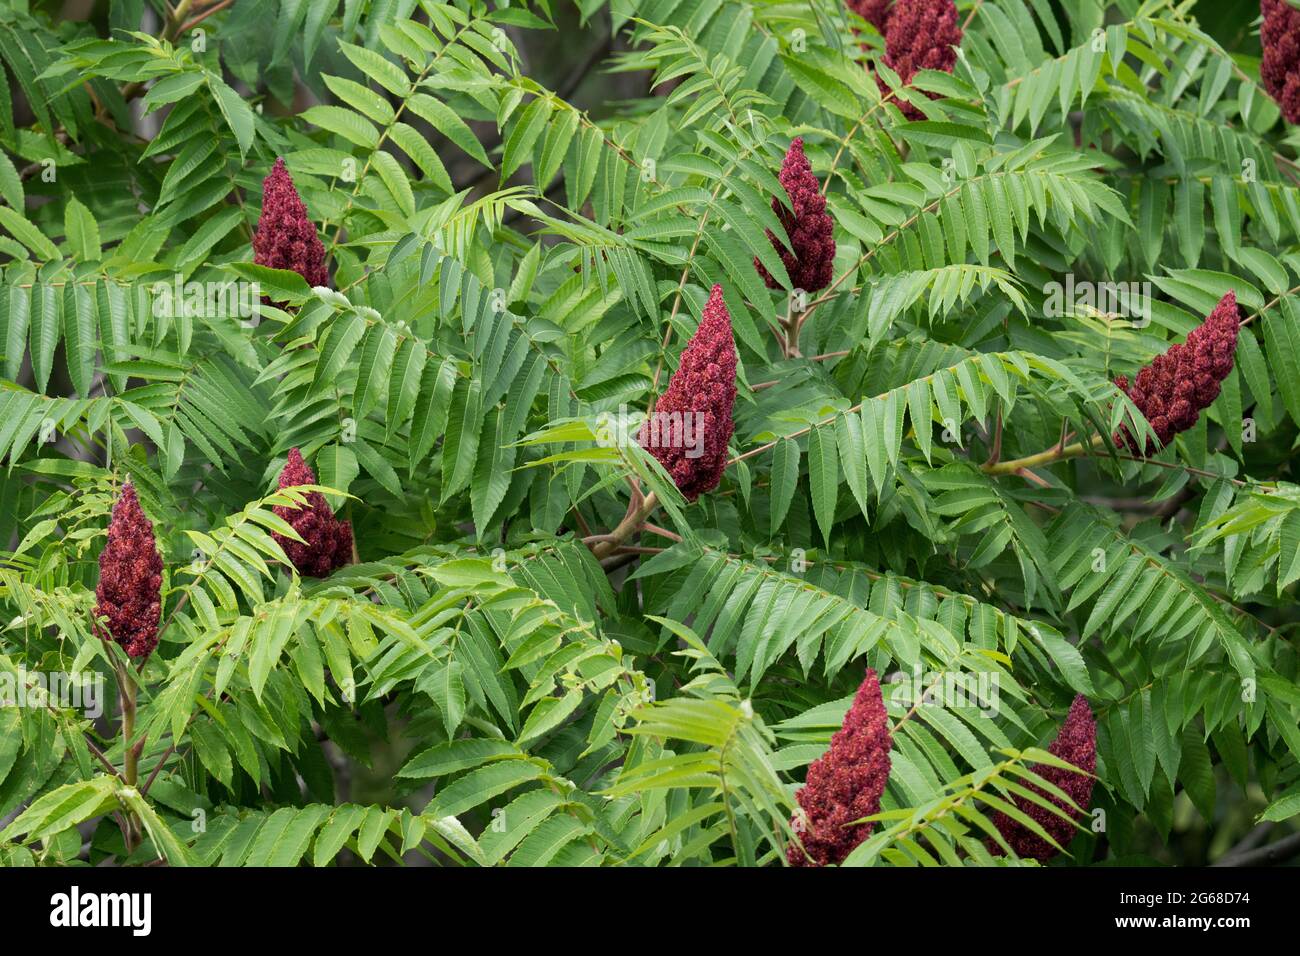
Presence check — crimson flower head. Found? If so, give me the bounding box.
[1262,0,1300,124]
[848,0,893,32]
[271,448,353,578]
[639,285,737,502]
[788,668,893,867]
[876,0,963,119]
[992,694,1097,862]
[755,138,836,294]
[93,482,163,659]
[1115,291,1240,454]
[253,158,330,289]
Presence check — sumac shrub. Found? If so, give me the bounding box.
[0,0,1297,870]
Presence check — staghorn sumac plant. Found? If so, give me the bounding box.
[0,0,1297,871]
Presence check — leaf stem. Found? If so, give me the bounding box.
[981,435,1105,476]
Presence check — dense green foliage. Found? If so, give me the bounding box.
[0,0,1298,867]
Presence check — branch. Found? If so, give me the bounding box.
[1213,830,1300,867]
[589,491,659,560]
[141,743,185,797]
[179,0,234,35]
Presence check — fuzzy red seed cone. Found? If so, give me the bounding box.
[848,0,893,32]
[875,0,963,120]
[788,668,893,867]
[1262,0,1300,124]
[253,158,330,289]
[93,482,163,659]
[991,694,1097,862]
[1115,291,1241,454]
[638,285,737,502]
[755,138,836,294]
[271,448,353,578]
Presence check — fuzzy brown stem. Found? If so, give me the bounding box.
[117,661,141,853]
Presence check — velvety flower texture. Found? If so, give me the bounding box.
[788,669,892,867]
[992,694,1097,862]
[876,0,963,120]
[755,138,836,294]
[1262,0,1300,124]
[93,482,163,659]
[639,285,737,501]
[271,448,353,578]
[848,0,893,32]
[1115,291,1241,454]
[253,158,330,288]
